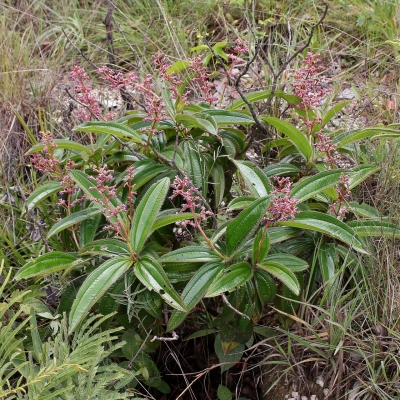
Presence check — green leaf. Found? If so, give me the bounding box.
[226,196,271,256]
[263,254,308,272]
[182,140,205,195]
[214,334,244,372]
[348,165,379,189]
[234,160,271,197]
[161,246,222,263]
[291,170,346,202]
[152,210,194,231]
[79,213,101,247]
[26,139,92,155]
[268,226,302,243]
[175,113,218,135]
[73,121,142,142]
[185,329,218,340]
[254,269,276,304]
[280,211,368,254]
[79,238,129,257]
[347,202,379,218]
[167,262,225,331]
[205,262,253,297]
[130,177,170,253]
[228,89,301,110]
[257,261,300,295]
[201,110,255,125]
[69,170,103,202]
[227,196,257,211]
[47,207,101,238]
[15,252,77,279]
[347,220,400,237]
[262,116,312,160]
[217,385,232,400]
[318,243,336,284]
[27,182,62,212]
[69,257,132,333]
[166,60,190,74]
[132,163,171,191]
[134,257,186,312]
[211,162,225,207]
[263,163,301,177]
[321,101,349,127]
[252,228,270,263]
[334,127,385,148]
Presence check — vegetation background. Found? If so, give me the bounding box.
[1,0,400,399]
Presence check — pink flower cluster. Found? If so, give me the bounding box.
[30,131,60,175]
[169,175,214,228]
[89,165,127,236]
[331,173,351,217]
[314,131,339,168]
[291,52,329,110]
[70,66,103,121]
[268,176,299,222]
[97,66,136,89]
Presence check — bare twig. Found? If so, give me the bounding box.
[113,135,144,159]
[104,0,116,67]
[151,331,179,342]
[61,28,98,70]
[247,4,328,159]
[221,293,250,320]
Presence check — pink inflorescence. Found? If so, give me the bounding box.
[89,165,127,235]
[314,131,339,167]
[291,52,329,110]
[268,176,300,222]
[169,175,214,228]
[331,173,351,217]
[30,131,60,175]
[70,66,103,121]
[96,66,136,89]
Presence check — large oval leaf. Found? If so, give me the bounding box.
[130,177,170,253]
[161,246,222,263]
[73,121,142,142]
[15,252,77,280]
[280,211,368,254]
[205,262,253,297]
[226,196,271,256]
[234,160,270,198]
[257,261,300,295]
[47,208,101,238]
[262,116,312,160]
[167,261,225,332]
[69,257,132,333]
[134,257,186,312]
[291,170,346,202]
